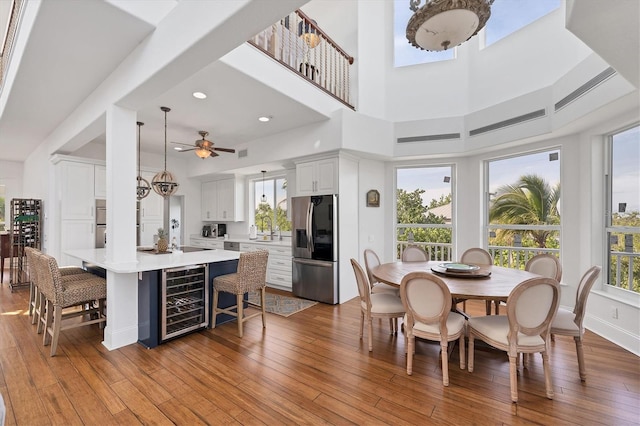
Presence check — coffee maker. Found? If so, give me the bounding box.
[202,225,213,237]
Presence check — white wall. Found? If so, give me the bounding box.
[0,160,23,232]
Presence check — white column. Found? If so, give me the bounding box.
[103,105,139,350]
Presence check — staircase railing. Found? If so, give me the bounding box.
[248,9,354,109]
[0,0,23,92]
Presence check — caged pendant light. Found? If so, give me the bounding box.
[152,106,179,197]
[136,121,151,200]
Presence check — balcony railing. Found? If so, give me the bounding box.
[248,10,354,109]
[0,0,23,91]
[609,251,640,292]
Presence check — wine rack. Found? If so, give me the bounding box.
[161,263,209,341]
[9,198,42,291]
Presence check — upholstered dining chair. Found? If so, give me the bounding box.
[36,250,107,356]
[351,259,405,351]
[364,249,398,295]
[400,271,466,386]
[460,247,496,314]
[401,246,428,262]
[468,276,560,403]
[550,265,601,381]
[525,253,562,282]
[212,250,269,337]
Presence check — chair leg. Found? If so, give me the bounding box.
[50,306,63,356]
[542,351,554,399]
[575,336,586,381]
[509,354,519,403]
[260,287,267,329]
[388,318,394,334]
[211,289,219,329]
[359,311,364,339]
[485,300,492,315]
[43,299,54,345]
[367,315,373,352]
[31,287,40,325]
[458,334,466,370]
[29,281,35,317]
[494,300,500,315]
[236,293,244,338]
[406,335,414,375]
[441,342,450,386]
[99,299,106,329]
[468,334,475,372]
[37,294,47,334]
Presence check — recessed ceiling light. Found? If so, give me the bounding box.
[174,146,182,151]
[192,91,207,99]
[258,116,271,122]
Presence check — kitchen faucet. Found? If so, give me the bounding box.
[263,217,274,241]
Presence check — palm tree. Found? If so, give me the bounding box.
[489,174,560,248]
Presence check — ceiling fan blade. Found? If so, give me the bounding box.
[209,150,219,157]
[170,141,194,147]
[212,147,236,153]
[178,148,197,152]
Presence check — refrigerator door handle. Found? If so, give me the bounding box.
[307,202,314,252]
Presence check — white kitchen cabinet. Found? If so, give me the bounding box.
[60,220,94,266]
[60,161,96,220]
[238,242,292,290]
[140,220,163,247]
[140,171,164,221]
[295,158,337,195]
[201,178,245,221]
[190,236,224,250]
[94,165,107,199]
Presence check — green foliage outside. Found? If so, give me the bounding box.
[396,189,452,259]
[609,211,640,292]
[254,202,291,233]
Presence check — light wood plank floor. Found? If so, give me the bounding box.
[1,274,639,425]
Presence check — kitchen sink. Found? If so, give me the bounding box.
[137,246,212,254]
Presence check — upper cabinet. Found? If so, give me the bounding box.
[202,177,245,222]
[59,161,96,220]
[94,165,107,199]
[295,158,337,196]
[140,171,163,221]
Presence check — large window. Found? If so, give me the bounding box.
[396,165,453,260]
[606,125,640,293]
[483,0,560,47]
[486,149,561,268]
[253,174,290,237]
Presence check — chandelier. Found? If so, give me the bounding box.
[136,121,151,200]
[152,106,179,197]
[406,0,493,52]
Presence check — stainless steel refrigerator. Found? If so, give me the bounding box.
[291,194,339,304]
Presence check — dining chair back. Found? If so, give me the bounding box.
[212,250,269,337]
[401,246,428,262]
[525,253,562,282]
[351,259,405,351]
[468,276,560,403]
[550,265,601,381]
[364,249,398,295]
[460,247,496,314]
[400,271,466,386]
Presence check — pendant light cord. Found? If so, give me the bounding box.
[163,109,168,171]
[137,121,143,178]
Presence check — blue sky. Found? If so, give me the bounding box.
[612,126,640,213]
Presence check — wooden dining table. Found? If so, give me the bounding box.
[372,261,542,303]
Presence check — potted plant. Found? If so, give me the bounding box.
[157,228,169,252]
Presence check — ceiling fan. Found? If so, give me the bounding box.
[172,131,236,159]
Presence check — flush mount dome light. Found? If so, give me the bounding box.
[258,116,271,122]
[192,91,207,99]
[406,0,493,52]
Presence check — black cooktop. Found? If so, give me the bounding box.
[179,246,212,253]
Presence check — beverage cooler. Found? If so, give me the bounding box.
[161,264,209,341]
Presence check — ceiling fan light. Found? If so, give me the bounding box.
[195,147,211,159]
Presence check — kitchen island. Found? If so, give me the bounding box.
[66,247,241,350]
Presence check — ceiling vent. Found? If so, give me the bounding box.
[469,109,546,137]
[238,149,248,158]
[555,67,616,112]
[397,133,461,143]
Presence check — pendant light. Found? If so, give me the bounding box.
[152,106,179,197]
[260,170,267,203]
[136,121,151,200]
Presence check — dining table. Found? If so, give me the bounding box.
[371,260,542,303]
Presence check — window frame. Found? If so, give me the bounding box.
[251,172,291,237]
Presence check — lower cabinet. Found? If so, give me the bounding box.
[190,237,224,250]
[239,243,292,290]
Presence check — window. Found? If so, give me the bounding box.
[483,0,560,47]
[395,165,453,260]
[486,149,561,268]
[253,175,290,236]
[606,125,640,293]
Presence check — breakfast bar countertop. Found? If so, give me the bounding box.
[65,247,241,274]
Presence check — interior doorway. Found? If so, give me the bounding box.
[166,195,184,248]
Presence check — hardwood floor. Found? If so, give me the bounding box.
[1,274,639,425]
